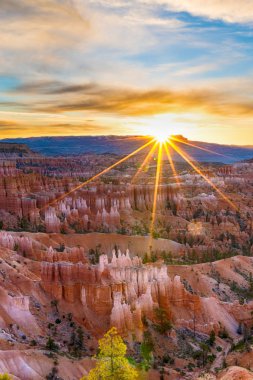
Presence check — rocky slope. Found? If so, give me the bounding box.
[0,230,252,378]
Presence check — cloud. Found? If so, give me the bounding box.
[156,0,253,24]
[0,0,89,48]
[80,0,185,28]
[14,81,99,95]
[0,120,20,128]
[0,0,188,85]
[0,118,118,138]
[0,0,89,76]
[0,0,247,87]
[10,80,253,118]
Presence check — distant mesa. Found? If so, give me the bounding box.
[171,134,188,142]
[1,135,253,163]
[0,142,39,158]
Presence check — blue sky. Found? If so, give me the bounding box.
[0,0,253,144]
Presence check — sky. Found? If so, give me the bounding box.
[0,0,253,145]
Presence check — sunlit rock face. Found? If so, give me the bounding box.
[43,245,87,264]
[40,248,241,339]
[0,231,34,256]
[45,207,61,233]
[0,160,183,233]
[129,184,180,211]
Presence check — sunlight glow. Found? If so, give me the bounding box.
[152,128,171,143]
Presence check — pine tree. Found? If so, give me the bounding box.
[82,327,137,380]
[208,330,215,346]
[0,375,12,380]
[154,307,172,334]
[46,336,59,352]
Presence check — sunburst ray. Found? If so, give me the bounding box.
[163,142,181,187]
[131,141,158,183]
[168,139,237,210]
[42,138,155,210]
[170,135,229,159]
[150,142,163,236]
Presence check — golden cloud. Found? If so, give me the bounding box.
[14,81,253,119]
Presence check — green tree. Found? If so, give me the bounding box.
[70,327,84,358]
[141,331,154,370]
[208,330,215,346]
[249,273,253,292]
[19,217,29,230]
[82,327,138,380]
[46,336,59,352]
[154,307,172,334]
[199,343,210,367]
[76,327,84,351]
[0,375,12,380]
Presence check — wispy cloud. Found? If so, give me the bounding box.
[0,118,117,137]
[9,80,253,118]
[0,0,89,76]
[0,120,20,128]
[148,0,253,24]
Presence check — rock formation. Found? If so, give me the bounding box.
[40,248,245,339]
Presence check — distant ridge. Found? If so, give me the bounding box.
[0,142,38,157]
[1,135,253,164]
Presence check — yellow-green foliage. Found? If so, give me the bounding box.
[82,327,138,380]
[0,374,12,380]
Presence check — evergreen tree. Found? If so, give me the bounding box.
[208,330,215,346]
[141,330,154,369]
[82,327,137,380]
[46,336,59,352]
[154,307,172,334]
[0,375,12,380]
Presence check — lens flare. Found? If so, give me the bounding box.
[152,127,171,143]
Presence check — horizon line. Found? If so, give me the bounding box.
[1,134,253,148]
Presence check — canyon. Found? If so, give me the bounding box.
[0,142,252,379]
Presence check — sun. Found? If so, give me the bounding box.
[152,128,171,143]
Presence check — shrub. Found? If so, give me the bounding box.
[208,330,216,346]
[218,327,229,339]
[46,336,59,352]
